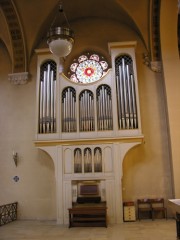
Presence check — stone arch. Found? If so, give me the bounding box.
[0,0,29,84]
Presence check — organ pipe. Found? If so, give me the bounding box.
[84,148,92,172]
[79,90,94,132]
[62,87,76,132]
[39,80,43,133]
[97,85,113,131]
[74,149,82,173]
[39,63,56,133]
[116,57,138,129]
[94,148,102,172]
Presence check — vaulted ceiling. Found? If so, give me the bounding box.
[0,0,162,75]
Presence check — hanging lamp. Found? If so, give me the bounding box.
[47,2,74,57]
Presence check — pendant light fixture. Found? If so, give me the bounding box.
[47,2,74,58]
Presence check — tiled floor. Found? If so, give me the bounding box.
[0,219,177,240]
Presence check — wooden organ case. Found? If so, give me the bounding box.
[35,42,143,225]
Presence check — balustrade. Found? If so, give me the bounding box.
[0,202,18,226]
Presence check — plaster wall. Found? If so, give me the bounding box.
[160,0,180,198]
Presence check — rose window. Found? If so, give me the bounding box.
[68,53,109,84]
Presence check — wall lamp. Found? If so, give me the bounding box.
[13,151,18,167]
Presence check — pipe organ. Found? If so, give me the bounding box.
[97,84,113,131]
[62,87,77,132]
[115,55,138,130]
[38,60,56,134]
[36,44,141,137]
[74,148,82,173]
[79,90,95,132]
[84,148,92,172]
[74,147,102,174]
[35,42,143,226]
[94,147,102,172]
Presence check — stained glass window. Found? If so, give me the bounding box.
[68,52,109,84]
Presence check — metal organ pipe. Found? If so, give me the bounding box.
[87,92,90,131]
[98,89,102,130]
[97,86,113,131]
[94,148,102,172]
[65,91,68,132]
[62,88,76,132]
[122,58,129,128]
[101,88,104,130]
[119,65,126,128]
[126,65,132,128]
[39,59,139,135]
[39,64,56,134]
[107,88,112,130]
[42,71,47,133]
[72,91,75,131]
[39,80,43,133]
[79,91,94,132]
[68,90,71,130]
[116,76,121,129]
[91,96,94,131]
[46,64,50,132]
[74,149,82,173]
[131,74,138,128]
[84,91,88,131]
[50,71,54,132]
[116,58,138,129]
[102,86,107,130]
[84,149,92,172]
[53,76,56,132]
[80,93,84,131]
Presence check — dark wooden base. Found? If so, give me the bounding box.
[69,203,107,228]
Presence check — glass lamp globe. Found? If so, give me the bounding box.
[48,38,73,57]
[47,27,74,57]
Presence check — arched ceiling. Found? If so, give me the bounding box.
[0,0,153,76]
[3,0,150,53]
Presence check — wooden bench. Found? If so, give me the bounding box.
[68,203,107,227]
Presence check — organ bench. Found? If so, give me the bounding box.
[68,202,107,227]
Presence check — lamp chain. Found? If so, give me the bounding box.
[59,1,71,28]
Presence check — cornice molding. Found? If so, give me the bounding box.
[34,135,144,147]
[8,72,29,85]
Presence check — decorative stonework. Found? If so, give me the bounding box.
[150,0,161,61]
[0,0,27,74]
[8,72,29,85]
[150,61,162,73]
[143,53,161,73]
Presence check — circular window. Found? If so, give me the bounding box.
[68,53,109,84]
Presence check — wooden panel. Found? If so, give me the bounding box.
[64,148,72,174]
[104,146,113,172]
[105,180,115,223]
[63,181,72,224]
